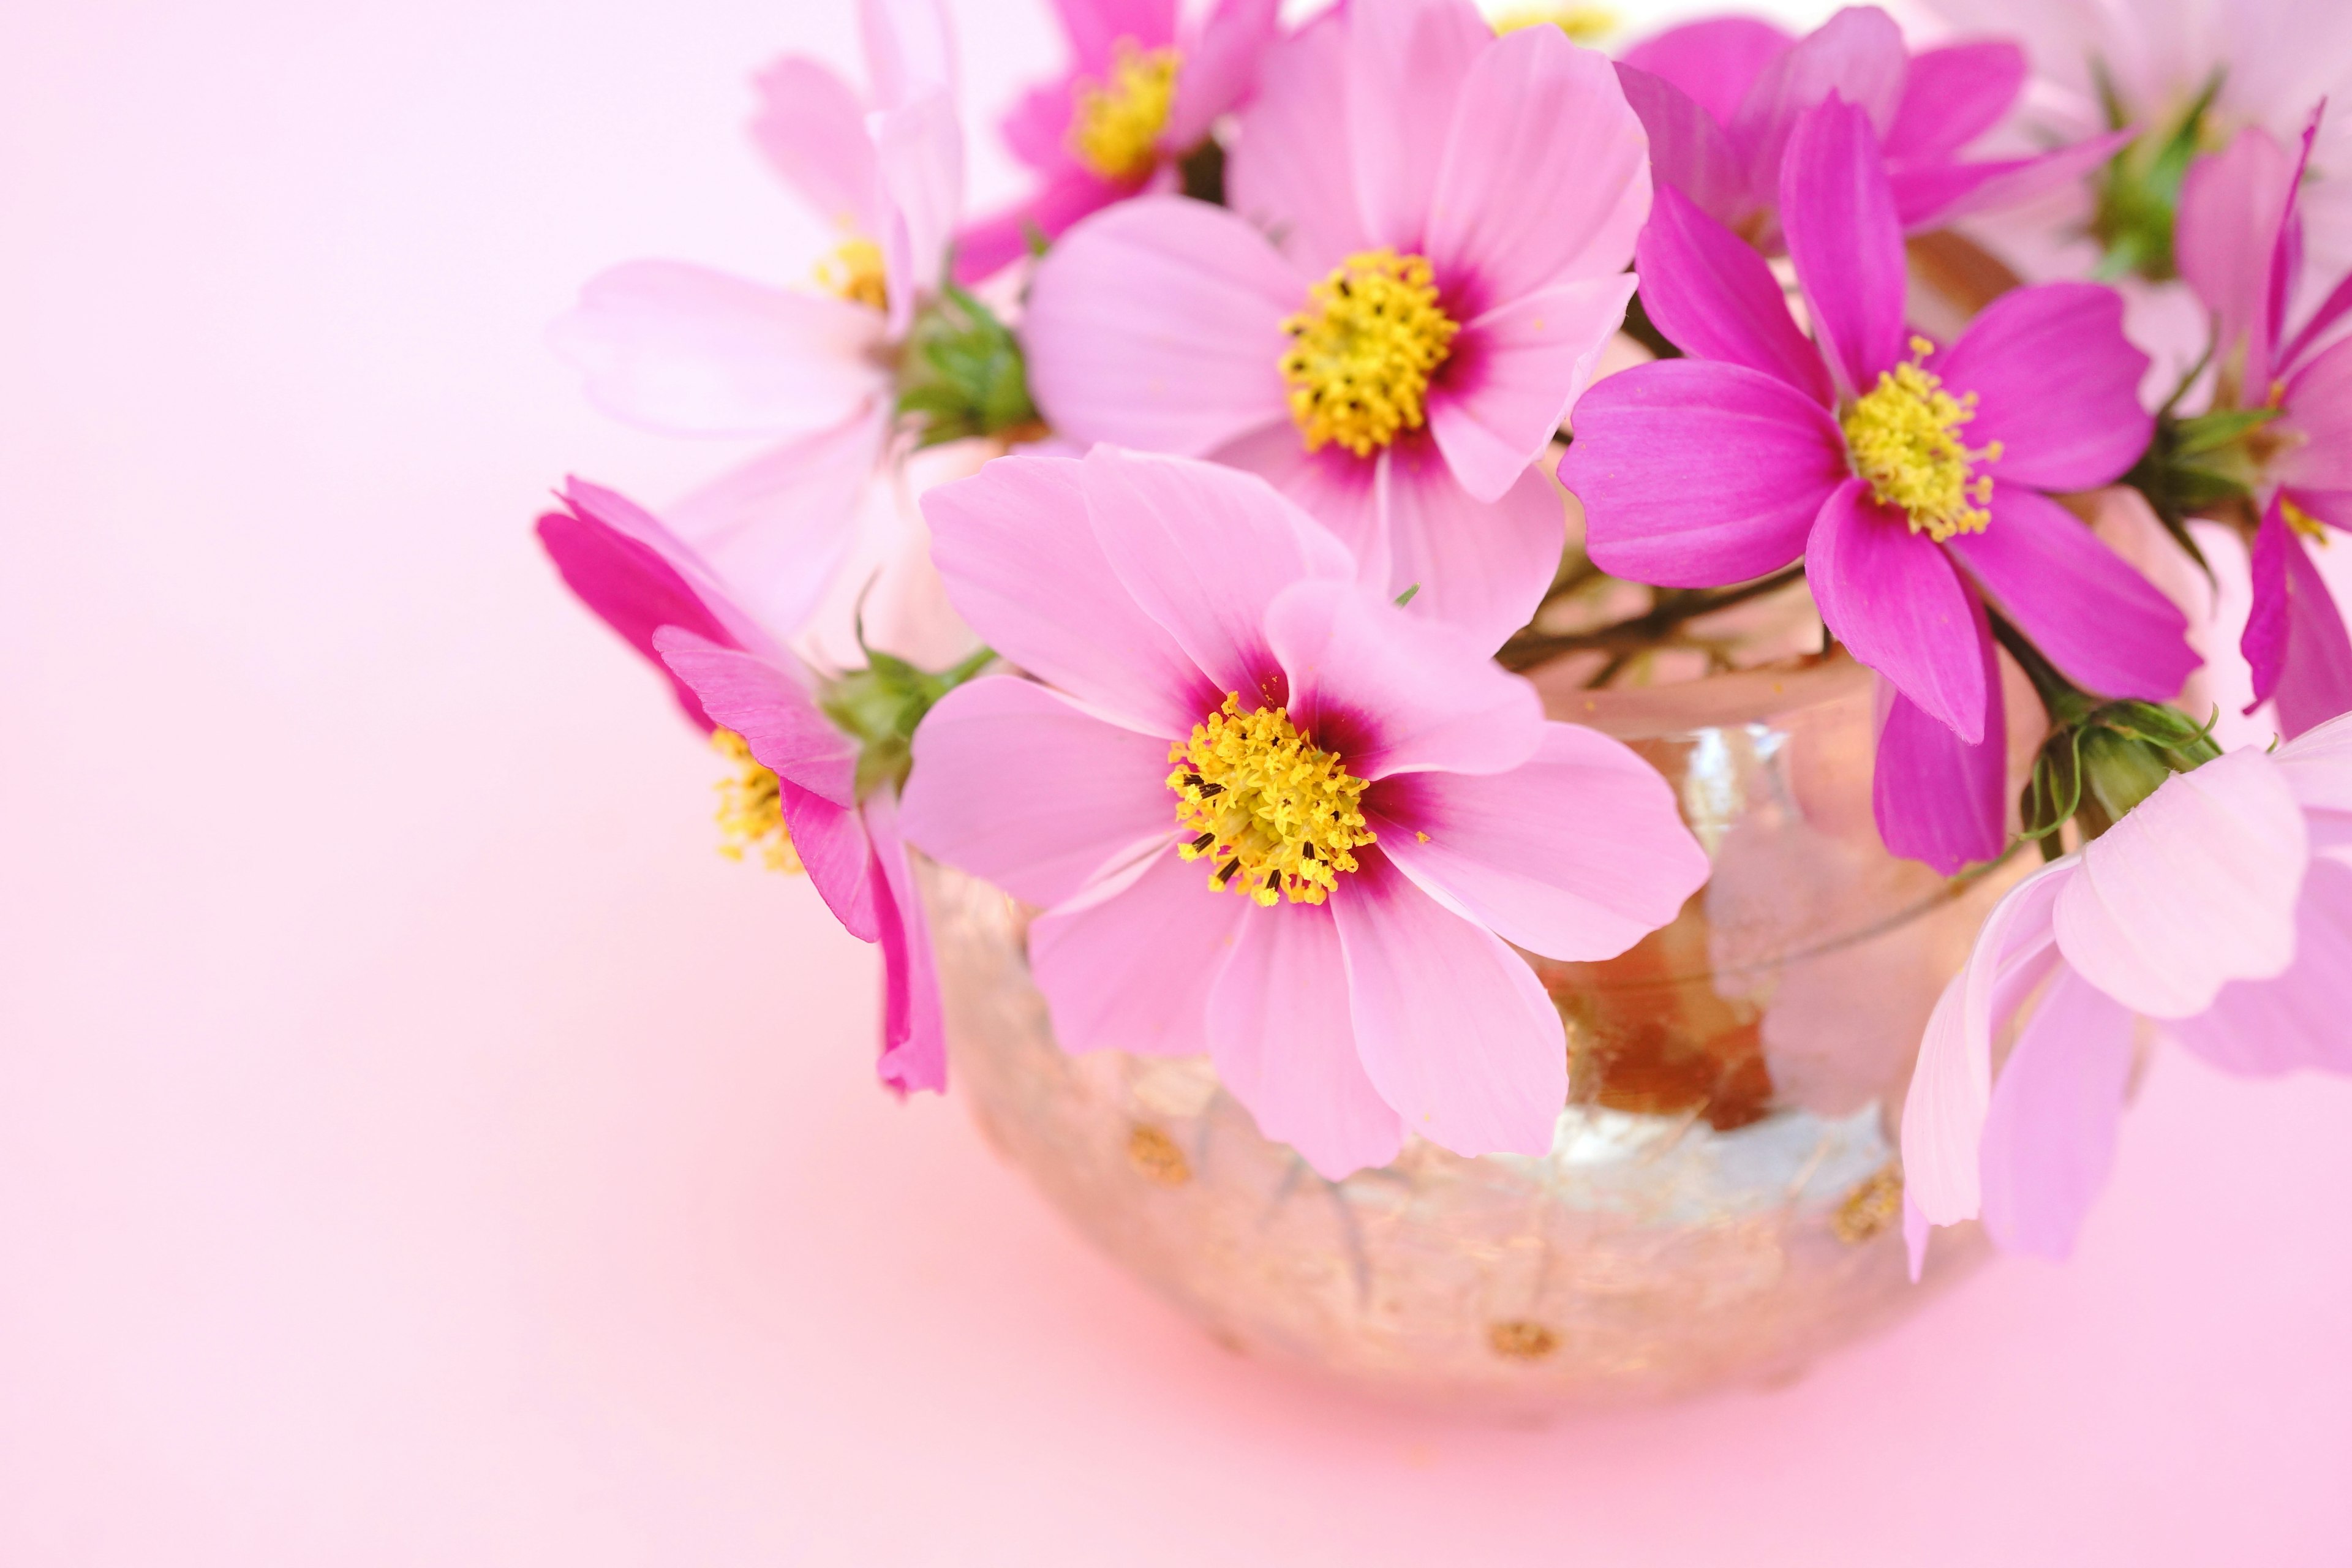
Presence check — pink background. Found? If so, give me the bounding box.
[4,2,2350,1562]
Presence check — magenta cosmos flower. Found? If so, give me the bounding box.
[1019,0,1649,650]
[1562,98,2196,874]
[1902,714,2352,1270]
[895,448,1708,1177]
[550,0,960,640]
[537,479,944,1095]
[954,0,1280,282]
[2176,115,2352,736]
[1615,6,2122,252]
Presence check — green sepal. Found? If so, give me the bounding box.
[894,283,1041,449]
[820,644,998,799]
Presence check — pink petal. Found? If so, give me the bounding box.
[1029,845,1246,1057]
[899,676,1177,910]
[2274,709,2352,814]
[650,627,883,944]
[1562,360,1847,587]
[1899,860,2067,1227]
[859,0,956,109]
[1206,904,1405,1178]
[1732,7,1907,203]
[1430,276,1638,503]
[1613,63,1755,231]
[535,490,748,729]
[1332,848,1567,1158]
[2276,337,2352,492]
[1885,41,2022,164]
[549,262,889,439]
[1263,576,1545,780]
[873,88,965,338]
[650,628,858,808]
[998,78,1075,174]
[1209,423,1387,584]
[1632,181,1832,402]
[920,454,1218,735]
[1021,197,1296,456]
[1163,0,1280,149]
[1872,647,2007,875]
[1978,968,2136,1261]
[1420,24,1650,315]
[1890,132,2130,231]
[2056,747,2309,1017]
[1621,16,1792,129]
[2168,857,2352,1075]
[1779,97,1907,397]
[1052,0,1177,73]
[1379,441,1564,654]
[1081,446,1353,704]
[954,169,1128,283]
[864,790,947,1095]
[1949,483,2197,701]
[2245,497,2352,738]
[665,404,886,641]
[2178,126,2298,390]
[1930,282,2152,492]
[1223,10,1370,274]
[748,56,882,235]
[1370,723,1709,960]
[1344,0,1491,251]
[1807,479,1988,744]
[776,782,883,946]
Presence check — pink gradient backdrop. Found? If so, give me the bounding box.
[3,2,2349,1562]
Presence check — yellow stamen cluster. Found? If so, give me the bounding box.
[1490,5,1618,42]
[813,236,888,312]
[1280,249,1461,458]
[712,728,802,873]
[1840,336,2003,542]
[2283,497,2332,544]
[1168,695,1375,907]
[1069,41,1181,183]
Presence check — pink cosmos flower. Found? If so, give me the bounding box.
[536,478,945,1095]
[2176,114,2352,737]
[1019,0,1650,650]
[1901,713,2352,1269]
[953,0,1281,282]
[1561,98,2196,874]
[1917,0,2352,280]
[1615,6,2124,251]
[896,447,1709,1178]
[550,0,962,643]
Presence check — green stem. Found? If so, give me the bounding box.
[1496,564,1806,674]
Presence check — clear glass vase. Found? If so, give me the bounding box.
[922,631,2037,1414]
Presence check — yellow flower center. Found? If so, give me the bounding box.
[713,728,802,873]
[1167,695,1376,907]
[2283,497,2332,544]
[1840,336,2003,543]
[1069,41,1181,183]
[1490,5,1617,42]
[813,236,888,313]
[1280,249,1461,459]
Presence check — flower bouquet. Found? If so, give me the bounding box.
[537,0,2352,1408]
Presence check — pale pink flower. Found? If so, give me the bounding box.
[897,448,1709,1178]
[537,479,946,1094]
[1019,0,1649,650]
[954,0,1281,282]
[550,0,962,643]
[1901,714,2352,1270]
[1916,0,2352,281]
